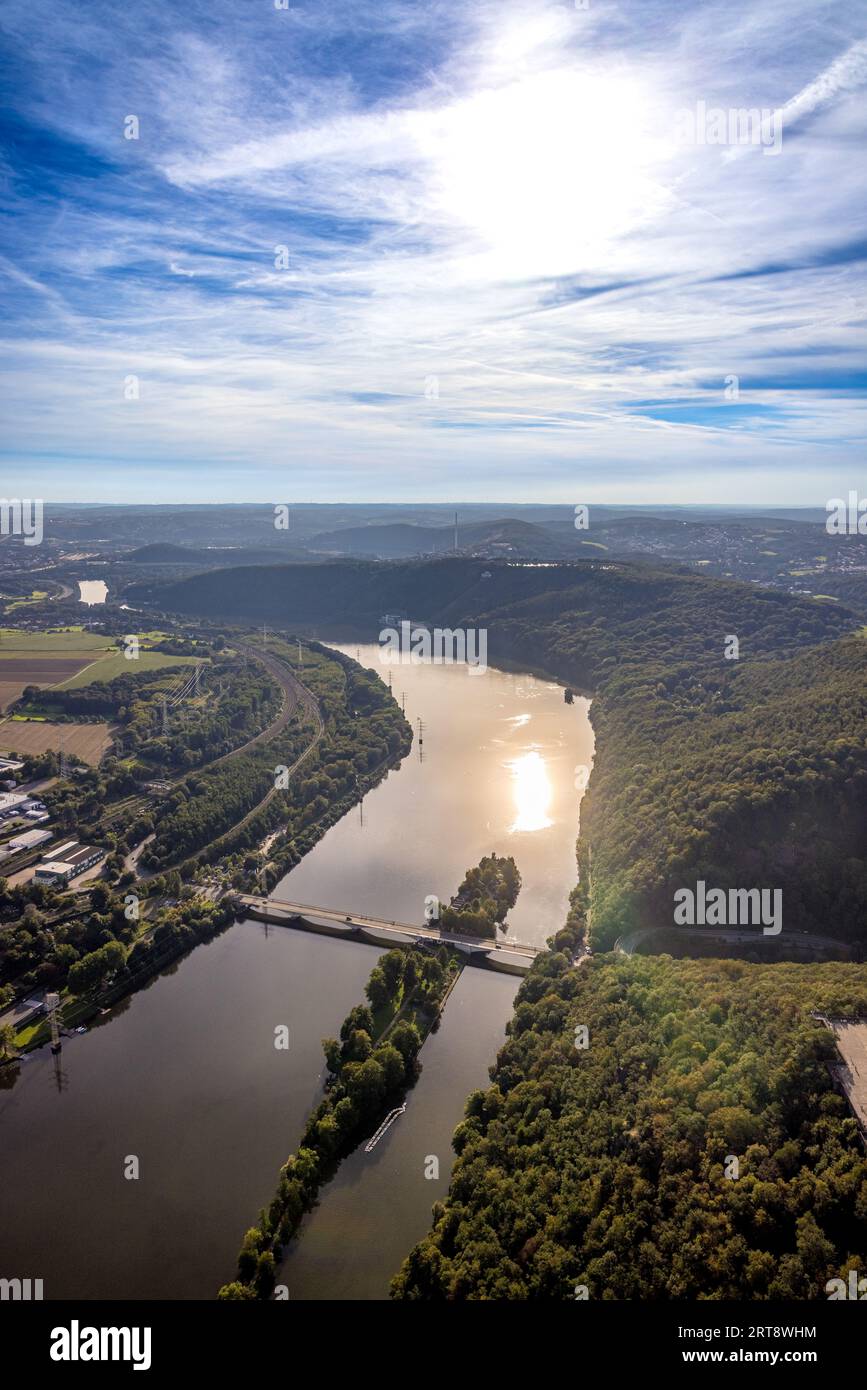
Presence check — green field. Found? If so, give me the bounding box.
[0,628,202,691]
[57,651,201,688]
[0,628,109,653]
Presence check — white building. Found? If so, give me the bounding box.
[7,828,53,853]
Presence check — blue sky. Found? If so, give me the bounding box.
[1,0,865,504]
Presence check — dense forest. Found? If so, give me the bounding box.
[480,574,867,947]
[0,873,234,1005]
[393,918,867,1300]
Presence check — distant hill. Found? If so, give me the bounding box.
[309,517,567,559]
[119,543,311,567]
[126,557,596,627]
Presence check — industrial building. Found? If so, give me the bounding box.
[5,827,53,854]
[34,842,106,886]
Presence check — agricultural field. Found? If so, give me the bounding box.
[0,627,201,705]
[0,628,111,711]
[56,650,200,688]
[0,717,117,765]
[0,628,108,651]
[3,589,50,610]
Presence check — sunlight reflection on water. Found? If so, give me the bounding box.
[509,749,553,832]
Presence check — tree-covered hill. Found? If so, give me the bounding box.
[128,555,855,653]
[393,934,867,1300]
[474,577,867,947]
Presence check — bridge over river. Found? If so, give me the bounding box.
[237,894,541,973]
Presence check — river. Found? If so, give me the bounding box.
[0,650,592,1298]
[278,645,594,947]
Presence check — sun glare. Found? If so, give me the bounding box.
[509,750,554,832]
[419,70,667,276]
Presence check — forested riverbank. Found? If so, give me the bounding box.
[393,907,867,1300]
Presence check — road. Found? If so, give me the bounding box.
[238,894,541,960]
[616,925,850,956]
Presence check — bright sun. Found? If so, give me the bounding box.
[417,69,667,277]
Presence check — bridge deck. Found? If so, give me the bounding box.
[237,894,540,960]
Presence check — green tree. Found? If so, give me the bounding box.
[365,967,390,1011]
[322,1037,342,1074]
[380,950,405,995]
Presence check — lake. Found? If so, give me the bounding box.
[77,580,108,605]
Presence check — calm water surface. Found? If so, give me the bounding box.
[0,926,379,1298]
[278,644,594,946]
[279,967,520,1300]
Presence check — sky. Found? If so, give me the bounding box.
[1,0,865,504]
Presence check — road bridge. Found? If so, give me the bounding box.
[236,894,541,971]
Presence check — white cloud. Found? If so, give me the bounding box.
[0,0,865,501]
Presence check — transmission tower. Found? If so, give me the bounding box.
[161,696,169,735]
[45,992,62,1054]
